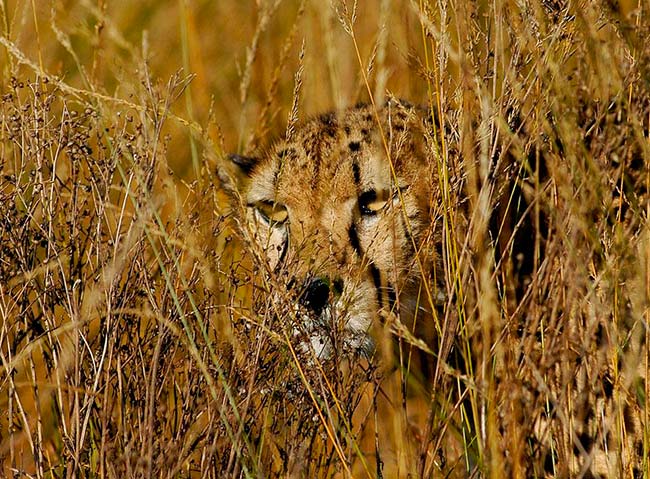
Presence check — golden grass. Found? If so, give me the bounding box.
[1,0,649,477]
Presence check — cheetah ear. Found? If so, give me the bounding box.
[216,153,259,196]
[228,153,259,176]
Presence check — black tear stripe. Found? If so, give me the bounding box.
[370,263,383,310]
[348,224,362,255]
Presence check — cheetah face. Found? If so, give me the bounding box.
[230,102,437,359]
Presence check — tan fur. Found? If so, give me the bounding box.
[227,100,649,477]
[233,100,444,358]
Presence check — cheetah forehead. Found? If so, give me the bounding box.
[246,102,426,204]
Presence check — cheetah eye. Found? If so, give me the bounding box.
[254,200,289,225]
[359,190,389,216]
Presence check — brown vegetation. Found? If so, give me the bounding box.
[1,0,649,477]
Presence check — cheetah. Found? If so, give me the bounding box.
[220,99,647,477]
[225,99,448,360]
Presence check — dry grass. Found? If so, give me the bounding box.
[1,0,649,477]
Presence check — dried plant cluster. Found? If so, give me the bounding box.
[1,0,649,478]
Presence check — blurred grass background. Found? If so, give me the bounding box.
[1,0,649,477]
[1,0,433,172]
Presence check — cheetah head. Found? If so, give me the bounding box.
[227,101,443,359]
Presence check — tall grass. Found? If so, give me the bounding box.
[1,0,649,477]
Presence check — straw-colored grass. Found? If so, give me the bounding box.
[1,0,648,477]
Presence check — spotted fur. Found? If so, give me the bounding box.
[223,100,646,476]
[228,100,446,359]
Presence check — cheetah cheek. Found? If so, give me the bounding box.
[250,213,287,270]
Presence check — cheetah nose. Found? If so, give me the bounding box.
[301,278,330,315]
